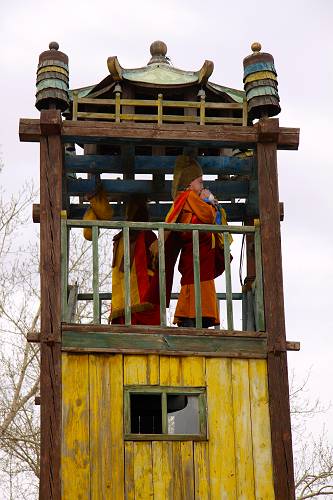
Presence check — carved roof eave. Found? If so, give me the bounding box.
[106,56,214,86]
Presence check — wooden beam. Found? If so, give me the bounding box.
[257,117,295,499]
[65,154,254,175]
[66,178,249,200]
[19,119,300,150]
[39,109,63,500]
[62,330,268,358]
[62,322,265,337]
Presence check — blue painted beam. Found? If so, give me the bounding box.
[65,155,253,175]
[67,179,249,201]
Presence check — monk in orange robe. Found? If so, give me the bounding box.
[164,156,230,327]
[83,189,160,325]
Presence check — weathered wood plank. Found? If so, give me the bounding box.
[65,154,254,175]
[67,178,249,200]
[62,331,268,358]
[62,322,266,337]
[19,118,300,150]
[173,441,195,500]
[89,354,112,499]
[62,323,267,339]
[232,359,255,499]
[181,356,206,386]
[125,442,135,500]
[39,109,63,500]
[133,442,153,499]
[249,360,275,499]
[194,442,211,500]
[124,355,150,385]
[160,356,182,386]
[109,354,124,499]
[152,441,174,498]
[257,118,295,499]
[62,354,90,498]
[206,358,236,497]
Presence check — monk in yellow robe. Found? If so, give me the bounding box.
[83,189,160,325]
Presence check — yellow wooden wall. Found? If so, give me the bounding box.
[62,354,275,499]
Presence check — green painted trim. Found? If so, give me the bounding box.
[124,434,207,441]
[161,392,168,434]
[60,218,68,322]
[62,331,267,357]
[67,219,255,234]
[254,226,265,331]
[223,232,234,330]
[158,228,166,326]
[92,226,100,323]
[123,386,207,440]
[123,227,131,325]
[125,386,205,394]
[192,230,202,328]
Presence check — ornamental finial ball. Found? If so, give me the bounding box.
[150,40,167,57]
[49,41,59,51]
[251,42,262,53]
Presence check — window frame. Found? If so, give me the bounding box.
[124,385,207,441]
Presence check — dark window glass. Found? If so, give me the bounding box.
[130,394,162,434]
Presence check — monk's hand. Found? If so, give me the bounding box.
[200,188,211,200]
[200,189,219,207]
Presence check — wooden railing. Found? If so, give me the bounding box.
[72,91,248,126]
[61,216,264,331]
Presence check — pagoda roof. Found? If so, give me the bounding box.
[69,41,245,103]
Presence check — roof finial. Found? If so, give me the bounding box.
[251,42,262,53]
[49,41,59,51]
[148,40,170,65]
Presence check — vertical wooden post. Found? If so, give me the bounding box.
[39,109,63,500]
[257,118,295,499]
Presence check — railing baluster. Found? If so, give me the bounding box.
[162,392,168,434]
[200,95,206,125]
[157,94,163,125]
[192,229,202,328]
[223,232,234,330]
[158,228,166,326]
[60,211,68,322]
[115,92,121,122]
[123,226,131,325]
[73,90,78,120]
[242,288,248,330]
[92,226,100,323]
[242,96,248,126]
[254,220,265,330]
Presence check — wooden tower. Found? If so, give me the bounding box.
[20,40,300,499]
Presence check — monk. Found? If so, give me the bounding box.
[83,188,160,325]
[164,155,231,328]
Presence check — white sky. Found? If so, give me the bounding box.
[1,0,333,439]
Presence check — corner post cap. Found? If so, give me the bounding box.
[49,41,60,51]
[150,40,167,57]
[148,40,169,65]
[251,42,262,52]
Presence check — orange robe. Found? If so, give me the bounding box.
[83,191,160,325]
[165,190,228,326]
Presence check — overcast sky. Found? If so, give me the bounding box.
[1,0,333,439]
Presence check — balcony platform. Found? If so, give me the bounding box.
[60,323,300,358]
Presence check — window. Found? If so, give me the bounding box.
[124,386,207,440]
